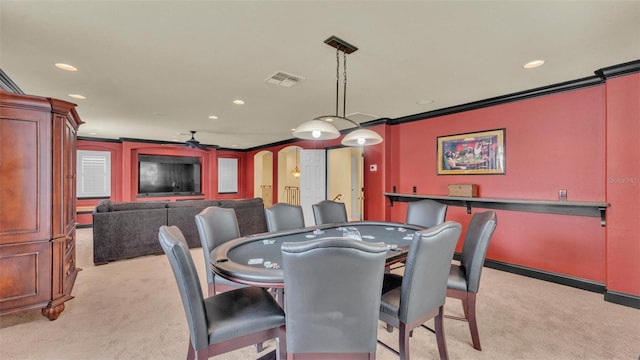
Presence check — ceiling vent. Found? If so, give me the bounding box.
[266,71,304,87]
[346,112,380,123]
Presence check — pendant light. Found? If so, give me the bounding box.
[291,148,301,178]
[292,36,382,146]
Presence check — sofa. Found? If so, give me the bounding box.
[92,198,268,264]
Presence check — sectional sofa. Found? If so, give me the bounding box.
[92,198,268,264]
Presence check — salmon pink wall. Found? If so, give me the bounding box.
[76,140,251,204]
[120,141,213,201]
[387,86,607,283]
[77,140,123,205]
[76,140,123,226]
[362,124,389,221]
[605,73,640,297]
[76,70,639,303]
[388,87,606,200]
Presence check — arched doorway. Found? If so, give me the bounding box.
[276,146,302,206]
[253,150,273,207]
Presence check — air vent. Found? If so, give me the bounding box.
[266,71,304,87]
[346,112,380,123]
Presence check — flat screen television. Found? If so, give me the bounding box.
[138,155,201,196]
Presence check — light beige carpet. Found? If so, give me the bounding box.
[1,228,638,359]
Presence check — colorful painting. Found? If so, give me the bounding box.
[437,129,505,175]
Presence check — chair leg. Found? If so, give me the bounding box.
[460,296,469,319]
[399,323,410,360]
[466,293,481,351]
[278,326,287,359]
[187,341,195,360]
[195,348,208,360]
[434,306,449,360]
[275,288,285,307]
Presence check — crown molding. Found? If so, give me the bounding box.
[595,59,640,80]
[0,68,24,94]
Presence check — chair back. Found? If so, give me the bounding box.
[460,211,497,293]
[195,206,240,284]
[312,200,348,225]
[400,221,461,323]
[158,226,209,351]
[405,199,448,228]
[282,237,387,355]
[265,203,305,232]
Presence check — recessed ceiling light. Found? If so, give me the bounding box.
[68,94,86,99]
[88,132,97,135]
[290,128,296,132]
[417,99,434,105]
[233,99,245,105]
[55,63,77,71]
[523,60,545,69]
[231,144,238,147]
[208,115,218,120]
[325,118,334,122]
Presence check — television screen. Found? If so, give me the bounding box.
[138,155,201,196]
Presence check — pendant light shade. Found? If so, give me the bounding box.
[341,128,383,146]
[291,148,301,178]
[291,119,340,140]
[291,166,301,178]
[292,35,383,147]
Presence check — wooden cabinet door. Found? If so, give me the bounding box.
[50,105,80,306]
[52,114,77,237]
[50,97,82,237]
[0,241,52,313]
[0,102,52,245]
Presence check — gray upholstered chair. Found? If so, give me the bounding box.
[311,200,348,225]
[281,238,388,359]
[446,211,497,351]
[195,206,245,296]
[405,199,448,228]
[391,199,449,272]
[265,203,305,232]
[158,226,286,360]
[378,221,462,360]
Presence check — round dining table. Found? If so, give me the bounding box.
[210,221,424,289]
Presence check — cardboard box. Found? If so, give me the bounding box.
[448,184,478,197]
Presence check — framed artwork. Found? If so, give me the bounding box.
[437,128,505,175]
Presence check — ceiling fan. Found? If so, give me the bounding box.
[183,130,210,151]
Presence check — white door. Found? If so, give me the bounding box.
[299,149,326,226]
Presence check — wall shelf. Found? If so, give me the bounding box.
[384,192,609,227]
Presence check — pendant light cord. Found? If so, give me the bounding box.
[343,51,347,119]
[335,46,340,118]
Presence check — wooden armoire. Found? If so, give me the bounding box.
[0,91,83,320]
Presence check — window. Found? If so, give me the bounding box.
[77,150,111,198]
[218,157,238,194]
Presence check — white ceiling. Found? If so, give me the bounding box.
[1,1,639,149]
